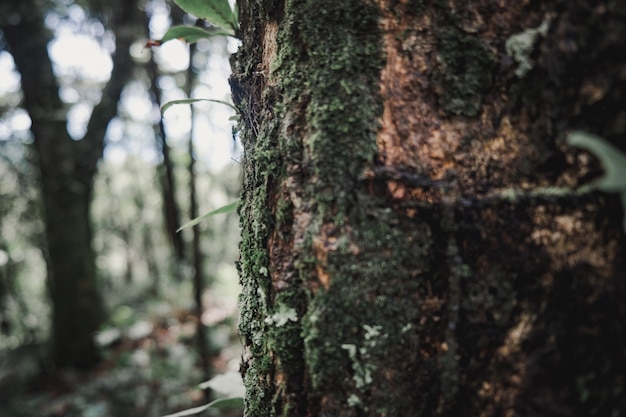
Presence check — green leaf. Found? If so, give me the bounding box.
[161,98,238,115]
[161,397,244,417]
[209,396,245,409]
[198,371,245,397]
[567,131,626,192]
[173,0,238,36]
[177,200,239,232]
[159,25,231,44]
[568,130,626,235]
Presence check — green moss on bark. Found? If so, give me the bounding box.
[432,26,496,117]
[302,206,436,415]
[273,0,384,216]
[234,0,386,415]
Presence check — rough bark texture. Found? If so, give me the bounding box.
[232,0,626,416]
[0,0,142,367]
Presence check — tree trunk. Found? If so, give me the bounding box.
[232,0,626,416]
[187,40,212,390]
[146,47,186,262]
[0,0,142,368]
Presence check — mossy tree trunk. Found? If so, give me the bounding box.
[231,0,626,416]
[0,0,142,368]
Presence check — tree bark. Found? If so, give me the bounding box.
[232,0,626,416]
[0,0,142,367]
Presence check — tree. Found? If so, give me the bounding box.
[0,0,143,367]
[232,0,625,416]
[146,22,186,263]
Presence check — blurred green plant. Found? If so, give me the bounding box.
[162,397,244,417]
[152,0,241,232]
[150,2,245,413]
[161,371,245,417]
[177,199,239,232]
[171,0,239,37]
[148,0,239,46]
[161,98,240,122]
[567,131,626,233]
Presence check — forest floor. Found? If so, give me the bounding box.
[0,296,243,417]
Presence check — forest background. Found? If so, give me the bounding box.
[0,0,243,416]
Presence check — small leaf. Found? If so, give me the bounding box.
[161,98,238,115]
[159,25,231,45]
[568,130,626,235]
[209,397,245,409]
[198,371,245,397]
[173,0,238,36]
[177,200,239,232]
[567,131,626,192]
[161,397,244,417]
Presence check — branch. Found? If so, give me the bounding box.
[75,0,143,177]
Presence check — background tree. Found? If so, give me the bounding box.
[0,0,144,367]
[233,0,626,416]
[146,12,186,263]
[0,0,243,414]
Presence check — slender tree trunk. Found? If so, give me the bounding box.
[147,51,186,262]
[232,0,626,416]
[186,40,212,390]
[0,0,142,367]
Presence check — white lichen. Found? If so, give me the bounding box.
[505,16,552,78]
[264,305,298,327]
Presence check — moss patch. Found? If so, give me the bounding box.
[273,0,384,216]
[432,26,496,117]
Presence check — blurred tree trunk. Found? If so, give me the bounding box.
[186,39,212,391]
[232,0,626,416]
[146,49,185,262]
[0,0,142,368]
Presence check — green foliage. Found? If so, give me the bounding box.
[161,98,238,114]
[567,131,626,192]
[198,370,245,396]
[159,25,232,44]
[172,0,238,36]
[161,397,244,417]
[177,199,239,232]
[567,131,626,233]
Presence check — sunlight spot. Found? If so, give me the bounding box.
[0,52,21,95]
[148,1,171,38]
[67,102,92,139]
[59,86,80,103]
[9,109,31,131]
[49,33,112,82]
[67,4,86,23]
[155,40,189,72]
[130,41,152,63]
[105,117,125,143]
[120,82,158,123]
[103,144,127,163]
